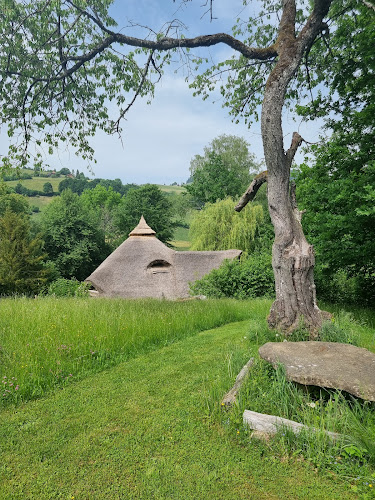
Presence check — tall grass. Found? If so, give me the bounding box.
[232,360,375,486]
[0,296,271,408]
[202,311,375,493]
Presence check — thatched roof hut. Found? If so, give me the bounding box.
[85,216,242,299]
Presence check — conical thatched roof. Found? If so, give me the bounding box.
[129,215,156,236]
[85,217,241,299]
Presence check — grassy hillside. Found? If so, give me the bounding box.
[28,195,57,210]
[5,176,63,192]
[171,224,191,250]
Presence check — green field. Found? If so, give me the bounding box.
[5,176,63,192]
[171,224,191,250]
[0,298,374,498]
[28,195,56,210]
[157,184,187,194]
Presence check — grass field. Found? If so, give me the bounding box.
[28,195,56,210]
[157,184,186,194]
[0,297,258,408]
[0,298,374,498]
[171,224,191,250]
[5,176,63,192]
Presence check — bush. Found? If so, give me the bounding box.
[315,266,375,306]
[47,278,90,297]
[190,252,274,299]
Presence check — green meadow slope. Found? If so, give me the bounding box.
[0,320,354,499]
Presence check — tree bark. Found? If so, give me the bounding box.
[260,0,332,334]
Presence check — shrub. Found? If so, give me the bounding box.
[47,278,90,297]
[314,266,375,306]
[190,252,274,299]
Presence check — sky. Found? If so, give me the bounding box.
[1,0,324,185]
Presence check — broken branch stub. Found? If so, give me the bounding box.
[235,171,268,212]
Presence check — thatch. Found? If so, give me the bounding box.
[85,217,242,299]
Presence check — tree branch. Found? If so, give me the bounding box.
[113,32,277,60]
[285,131,302,167]
[113,50,157,134]
[234,170,268,212]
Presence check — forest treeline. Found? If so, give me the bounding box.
[0,178,187,294]
[1,129,373,306]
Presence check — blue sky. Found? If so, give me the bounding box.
[2,0,324,185]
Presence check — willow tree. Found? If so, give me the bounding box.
[0,0,337,332]
[190,198,265,253]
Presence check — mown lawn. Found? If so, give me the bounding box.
[0,317,358,499]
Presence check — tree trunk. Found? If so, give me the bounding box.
[260,0,331,334]
[266,174,329,333]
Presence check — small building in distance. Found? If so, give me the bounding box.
[85,216,242,299]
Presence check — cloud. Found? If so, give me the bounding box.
[89,73,264,184]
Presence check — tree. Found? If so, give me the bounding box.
[295,1,375,305]
[0,184,30,216]
[43,182,53,195]
[81,184,122,247]
[58,177,90,195]
[186,152,250,207]
[188,135,259,205]
[167,191,193,222]
[58,168,71,176]
[115,184,175,244]
[41,189,110,280]
[0,209,50,295]
[0,0,340,332]
[190,135,258,175]
[190,197,268,254]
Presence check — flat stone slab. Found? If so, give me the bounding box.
[259,342,375,401]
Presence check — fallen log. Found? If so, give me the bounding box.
[221,358,254,408]
[243,410,340,440]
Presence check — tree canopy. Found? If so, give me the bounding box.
[41,189,110,280]
[186,152,248,207]
[296,0,375,304]
[0,184,30,216]
[190,197,265,253]
[186,134,260,207]
[0,209,50,295]
[115,184,175,244]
